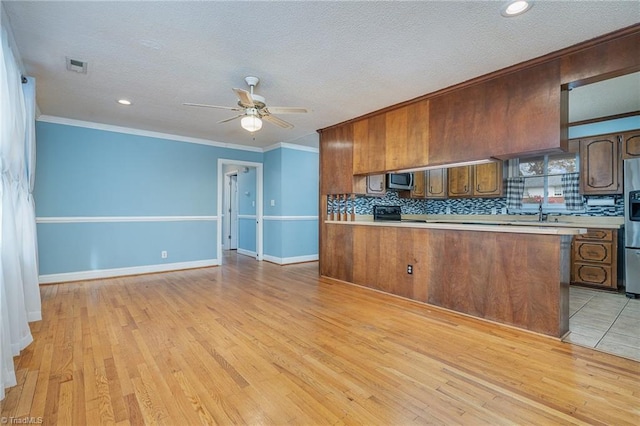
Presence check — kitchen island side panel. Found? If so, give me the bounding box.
[323,223,570,338]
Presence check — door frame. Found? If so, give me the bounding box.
[217,159,263,261]
[222,171,239,250]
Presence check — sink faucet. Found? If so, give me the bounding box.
[538,201,546,222]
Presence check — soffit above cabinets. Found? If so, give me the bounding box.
[4,1,639,149]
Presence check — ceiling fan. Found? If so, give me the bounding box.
[183,76,309,132]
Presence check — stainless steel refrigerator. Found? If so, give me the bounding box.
[624,158,640,298]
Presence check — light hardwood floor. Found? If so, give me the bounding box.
[2,252,639,425]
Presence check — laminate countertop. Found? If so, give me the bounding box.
[325,218,587,235]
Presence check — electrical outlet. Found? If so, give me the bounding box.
[252,201,255,207]
[501,207,507,214]
[491,207,497,215]
[445,206,452,214]
[161,250,168,259]
[270,199,275,206]
[407,265,413,275]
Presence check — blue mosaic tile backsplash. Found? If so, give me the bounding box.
[328,191,624,218]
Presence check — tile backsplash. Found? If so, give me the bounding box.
[328,191,624,217]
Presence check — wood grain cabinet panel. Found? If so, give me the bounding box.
[353,114,386,175]
[571,228,618,289]
[429,60,561,164]
[622,130,640,159]
[474,161,503,196]
[426,168,447,198]
[400,171,426,199]
[385,100,430,171]
[447,166,472,197]
[448,161,503,198]
[579,134,622,195]
[320,124,356,195]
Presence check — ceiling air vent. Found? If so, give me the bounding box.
[65,57,87,74]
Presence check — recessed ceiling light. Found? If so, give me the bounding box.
[501,0,534,17]
[117,99,132,106]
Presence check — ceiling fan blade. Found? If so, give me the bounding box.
[262,114,294,129]
[183,102,241,111]
[232,88,255,107]
[217,114,244,124]
[265,106,309,114]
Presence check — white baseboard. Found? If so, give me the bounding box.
[237,248,257,258]
[39,259,220,284]
[263,254,318,265]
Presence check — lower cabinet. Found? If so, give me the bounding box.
[571,229,618,289]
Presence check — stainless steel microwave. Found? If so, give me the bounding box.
[387,172,413,190]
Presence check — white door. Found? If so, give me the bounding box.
[228,174,238,250]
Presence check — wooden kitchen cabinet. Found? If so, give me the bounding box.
[429,60,562,163]
[426,168,447,198]
[353,100,430,175]
[385,100,430,171]
[622,130,640,159]
[474,161,503,197]
[579,134,622,195]
[353,114,386,175]
[400,171,426,199]
[447,166,472,197]
[448,161,503,198]
[320,123,357,195]
[571,229,618,289]
[353,115,381,175]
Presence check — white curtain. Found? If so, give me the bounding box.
[0,23,41,401]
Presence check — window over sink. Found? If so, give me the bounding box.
[510,152,581,213]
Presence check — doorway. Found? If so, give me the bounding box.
[217,159,263,263]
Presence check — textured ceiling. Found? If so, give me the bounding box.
[3,1,639,149]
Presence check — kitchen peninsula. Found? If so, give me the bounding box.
[323,219,584,338]
[318,27,639,339]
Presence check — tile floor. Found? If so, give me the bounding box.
[565,286,640,362]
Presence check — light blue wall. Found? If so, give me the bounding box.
[35,121,262,276]
[262,147,319,261]
[263,149,283,217]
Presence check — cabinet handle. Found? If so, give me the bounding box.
[464,185,468,192]
[477,184,480,191]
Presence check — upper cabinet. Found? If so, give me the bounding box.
[320,123,366,195]
[579,134,622,195]
[448,161,504,198]
[474,161,504,197]
[353,100,430,175]
[622,130,640,159]
[426,168,447,199]
[353,114,386,175]
[429,60,562,164]
[385,100,430,171]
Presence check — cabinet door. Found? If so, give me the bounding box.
[320,124,355,195]
[447,166,472,197]
[622,131,640,159]
[426,168,447,198]
[366,174,386,195]
[411,171,426,198]
[385,100,430,171]
[473,161,503,197]
[353,115,386,175]
[579,134,622,195]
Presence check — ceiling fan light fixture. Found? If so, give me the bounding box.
[501,0,533,17]
[241,110,263,132]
